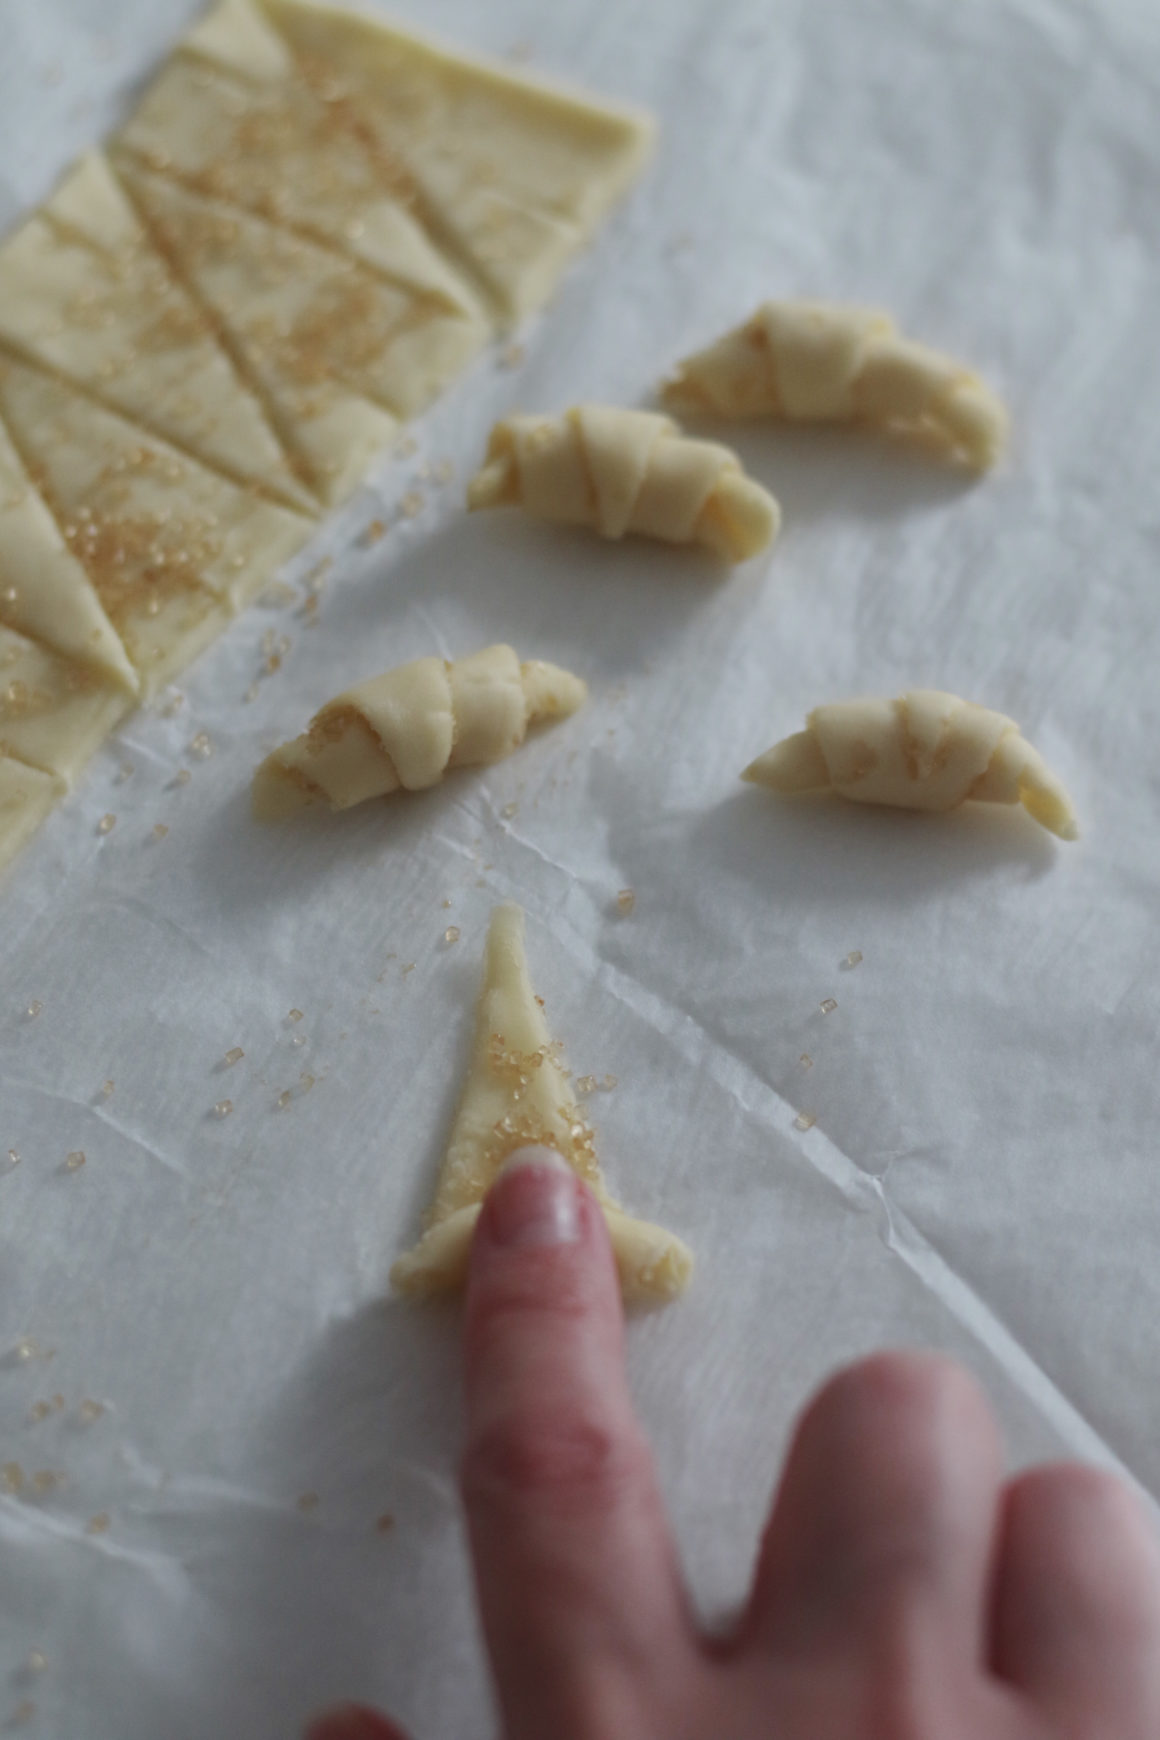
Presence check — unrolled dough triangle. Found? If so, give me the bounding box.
[0,412,137,694]
[0,354,308,696]
[0,152,315,514]
[265,0,655,323]
[391,903,692,1306]
[118,164,406,502]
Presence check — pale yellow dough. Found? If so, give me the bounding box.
[391,903,693,1305]
[253,644,587,818]
[0,757,58,874]
[0,0,653,877]
[663,302,1008,469]
[468,405,780,562]
[743,690,1077,839]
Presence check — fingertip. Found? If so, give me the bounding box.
[304,1704,410,1740]
[805,1351,1000,1460]
[749,1350,1003,1654]
[995,1460,1160,1697]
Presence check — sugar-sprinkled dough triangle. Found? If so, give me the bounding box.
[0,413,137,694]
[0,152,315,514]
[0,354,309,697]
[0,756,58,875]
[391,903,693,1305]
[743,690,1077,839]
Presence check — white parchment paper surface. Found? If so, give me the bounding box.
[2,0,1159,1733]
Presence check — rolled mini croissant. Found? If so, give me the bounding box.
[252,643,585,819]
[467,403,779,562]
[743,690,1077,839]
[663,302,1007,469]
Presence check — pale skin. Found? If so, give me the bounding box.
[308,1149,1160,1740]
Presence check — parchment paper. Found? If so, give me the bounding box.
[2,0,1160,1734]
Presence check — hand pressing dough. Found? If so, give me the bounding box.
[252,644,586,819]
[743,691,1077,839]
[468,404,780,562]
[391,903,693,1305]
[663,302,1008,469]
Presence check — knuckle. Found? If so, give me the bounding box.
[462,1407,649,1515]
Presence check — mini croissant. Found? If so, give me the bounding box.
[743,690,1077,839]
[663,302,1007,469]
[252,644,585,819]
[467,403,779,562]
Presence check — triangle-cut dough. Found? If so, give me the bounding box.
[0,625,130,787]
[119,165,412,502]
[0,412,136,694]
[391,903,693,1306]
[0,355,309,696]
[119,33,486,325]
[184,0,297,81]
[263,0,655,322]
[0,153,314,514]
[0,756,58,875]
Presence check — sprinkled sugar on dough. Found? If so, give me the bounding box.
[0,0,653,876]
[743,690,1077,839]
[468,404,779,562]
[252,644,586,818]
[663,301,1008,470]
[391,903,693,1305]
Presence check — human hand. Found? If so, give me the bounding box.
[308,1148,1160,1740]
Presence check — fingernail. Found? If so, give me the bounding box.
[487,1146,580,1248]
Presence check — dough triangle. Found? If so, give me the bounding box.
[119,11,487,324]
[0,625,130,788]
[118,164,409,502]
[0,755,58,876]
[391,903,693,1306]
[0,152,314,514]
[0,354,309,696]
[0,411,137,693]
[264,0,654,322]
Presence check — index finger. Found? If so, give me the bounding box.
[461,1148,694,1740]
